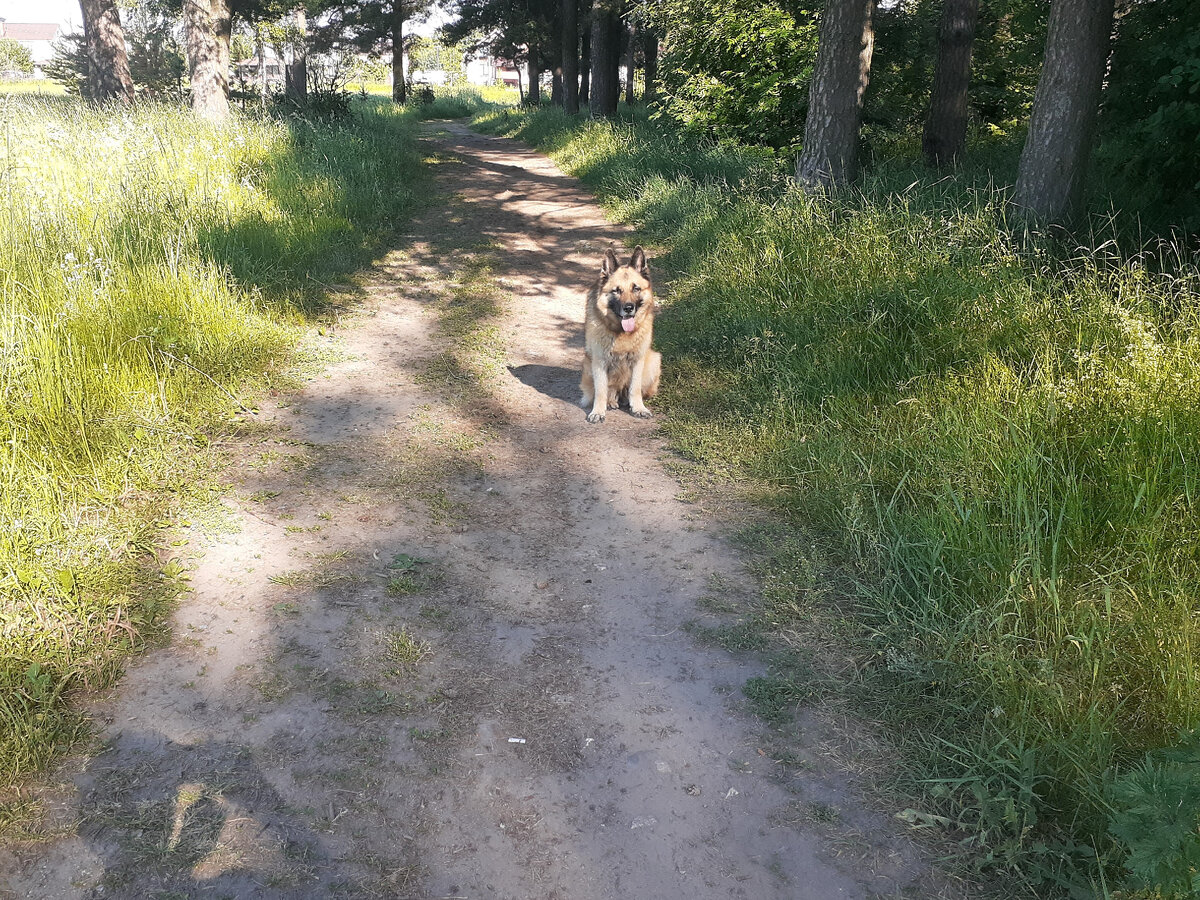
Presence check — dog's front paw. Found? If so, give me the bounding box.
[631,407,654,419]
[586,411,606,424]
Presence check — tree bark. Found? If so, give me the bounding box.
[642,27,658,103]
[256,25,267,110]
[79,0,135,103]
[1012,0,1115,225]
[794,0,876,190]
[588,0,620,116]
[561,0,579,113]
[922,0,979,167]
[527,40,541,105]
[286,8,308,103]
[624,20,636,105]
[579,25,590,105]
[214,0,231,99]
[391,6,406,104]
[551,67,563,105]
[182,0,230,121]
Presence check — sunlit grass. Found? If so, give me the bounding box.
[478,106,1200,890]
[0,95,426,786]
[0,79,66,96]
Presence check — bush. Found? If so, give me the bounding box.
[0,38,34,78]
[1098,0,1200,234]
[1109,731,1200,897]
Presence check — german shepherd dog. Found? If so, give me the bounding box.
[580,246,662,424]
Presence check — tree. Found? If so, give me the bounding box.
[561,0,579,112]
[795,0,877,189]
[124,0,187,98]
[1097,0,1200,232]
[1012,0,1116,224]
[443,0,536,101]
[285,9,308,102]
[922,0,979,167]
[588,0,621,115]
[78,0,136,102]
[183,0,232,120]
[641,25,657,102]
[643,0,818,149]
[312,0,429,105]
[579,23,590,103]
[623,19,635,104]
[0,38,34,78]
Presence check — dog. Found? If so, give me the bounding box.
[580,246,662,424]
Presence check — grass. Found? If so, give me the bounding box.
[0,80,67,96]
[0,91,460,792]
[474,105,1200,894]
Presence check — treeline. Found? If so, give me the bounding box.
[447,0,1198,233]
[72,1,1198,232]
[62,0,443,116]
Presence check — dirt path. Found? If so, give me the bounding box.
[1,123,953,899]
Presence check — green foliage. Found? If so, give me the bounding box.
[1109,730,1200,897]
[0,96,426,784]
[408,35,466,83]
[645,0,818,149]
[42,4,187,101]
[0,38,34,77]
[963,0,1046,126]
[478,104,1200,893]
[1098,0,1200,234]
[866,0,1046,150]
[42,35,90,97]
[125,10,188,99]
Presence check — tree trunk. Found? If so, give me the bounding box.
[562,0,579,113]
[215,0,231,97]
[79,0,135,103]
[551,67,563,105]
[624,20,636,105]
[256,25,267,110]
[642,27,658,103]
[579,25,590,105]
[527,40,541,105]
[391,8,406,104]
[588,0,620,116]
[1012,0,1115,225]
[794,0,876,190]
[182,0,230,121]
[922,0,978,167]
[286,8,308,103]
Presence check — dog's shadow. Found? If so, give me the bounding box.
[508,364,579,404]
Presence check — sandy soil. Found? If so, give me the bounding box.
[0,123,956,899]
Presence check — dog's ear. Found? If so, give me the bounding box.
[602,248,620,278]
[630,246,649,276]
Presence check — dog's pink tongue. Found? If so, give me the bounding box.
[621,318,637,333]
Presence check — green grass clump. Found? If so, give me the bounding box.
[0,95,426,785]
[478,106,1200,891]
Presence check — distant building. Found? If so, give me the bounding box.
[0,20,62,78]
[465,53,519,88]
[234,47,287,91]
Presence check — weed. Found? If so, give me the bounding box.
[384,628,432,674]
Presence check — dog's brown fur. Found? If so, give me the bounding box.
[580,246,661,423]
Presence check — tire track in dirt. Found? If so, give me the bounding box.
[0,122,956,899]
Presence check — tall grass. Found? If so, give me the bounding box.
[0,95,427,783]
[475,107,1200,892]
